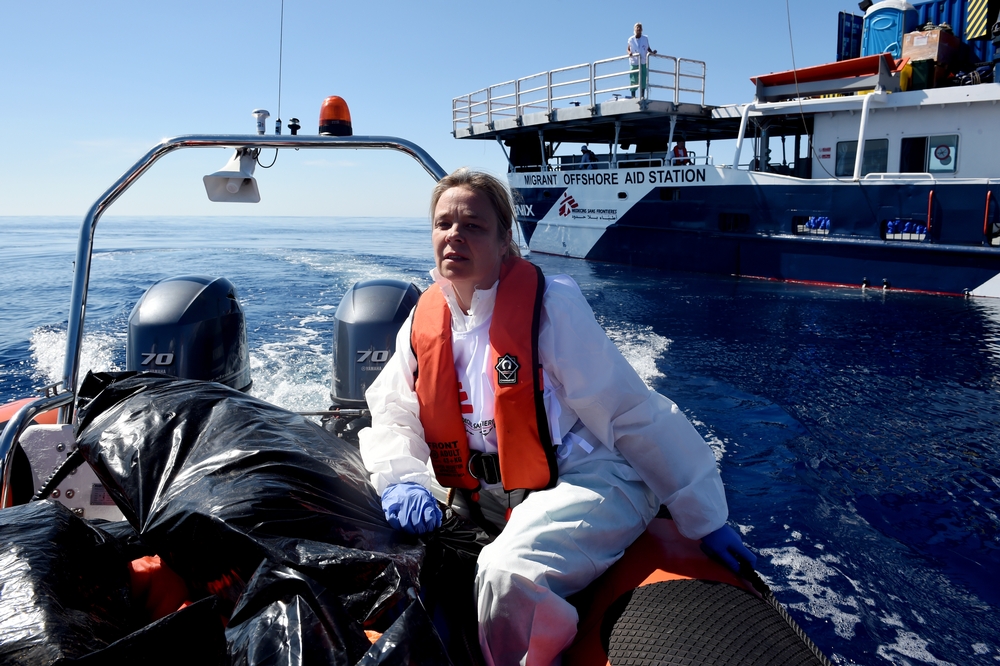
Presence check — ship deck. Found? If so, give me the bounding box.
[451,53,815,148]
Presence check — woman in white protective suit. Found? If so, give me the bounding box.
[358,168,756,666]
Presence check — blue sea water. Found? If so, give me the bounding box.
[1,215,998,665]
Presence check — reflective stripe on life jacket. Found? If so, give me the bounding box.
[411,257,557,491]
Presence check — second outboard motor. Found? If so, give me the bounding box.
[126,275,251,391]
[327,279,420,440]
[331,278,421,406]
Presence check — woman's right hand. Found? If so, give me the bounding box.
[380,482,442,534]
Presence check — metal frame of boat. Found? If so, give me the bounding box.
[452,49,1000,298]
[0,134,446,507]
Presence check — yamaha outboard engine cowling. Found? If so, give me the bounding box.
[127,275,251,391]
[330,279,421,409]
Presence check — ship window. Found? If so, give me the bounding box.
[927,135,958,173]
[659,188,679,201]
[899,135,958,173]
[899,137,927,172]
[835,139,889,177]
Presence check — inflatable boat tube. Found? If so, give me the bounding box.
[0,397,60,507]
[0,397,59,430]
[566,516,832,665]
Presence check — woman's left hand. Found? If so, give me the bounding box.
[700,524,757,574]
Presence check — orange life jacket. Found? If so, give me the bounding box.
[411,257,557,491]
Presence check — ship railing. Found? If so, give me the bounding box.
[593,55,706,105]
[513,69,559,116]
[452,53,706,134]
[862,172,936,180]
[735,160,803,173]
[592,55,638,100]
[654,152,714,167]
[560,160,617,171]
[517,150,712,173]
[451,81,516,129]
[676,58,707,102]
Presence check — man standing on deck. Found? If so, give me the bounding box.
[627,22,657,98]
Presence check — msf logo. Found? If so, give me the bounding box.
[558,193,579,217]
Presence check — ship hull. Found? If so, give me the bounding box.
[513,170,1000,296]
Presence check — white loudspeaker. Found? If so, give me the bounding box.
[203,150,261,203]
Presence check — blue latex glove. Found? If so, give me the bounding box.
[701,524,757,574]
[380,482,442,535]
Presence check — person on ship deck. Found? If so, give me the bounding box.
[671,137,692,165]
[358,168,756,666]
[627,22,657,98]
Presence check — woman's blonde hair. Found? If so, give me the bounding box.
[430,168,521,259]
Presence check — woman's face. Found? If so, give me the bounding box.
[432,186,509,299]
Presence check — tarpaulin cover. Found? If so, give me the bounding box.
[0,501,133,664]
[73,372,488,665]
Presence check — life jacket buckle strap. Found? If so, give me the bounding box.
[468,452,502,485]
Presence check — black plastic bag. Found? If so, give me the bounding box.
[73,372,493,664]
[415,510,490,666]
[75,371,421,631]
[226,561,371,665]
[0,501,133,665]
[356,599,451,666]
[91,519,156,561]
[58,596,227,666]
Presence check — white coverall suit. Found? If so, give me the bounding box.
[359,269,730,666]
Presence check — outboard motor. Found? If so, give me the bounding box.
[327,279,421,440]
[126,275,252,391]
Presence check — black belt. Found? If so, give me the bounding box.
[468,452,502,485]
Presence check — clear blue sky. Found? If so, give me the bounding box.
[1,1,852,218]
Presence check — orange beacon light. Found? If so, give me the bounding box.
[319,96,353,136]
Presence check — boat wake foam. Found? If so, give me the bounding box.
[30,327,123,387]
[602,321,670,388]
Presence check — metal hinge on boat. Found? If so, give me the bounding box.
[35,381,66,399]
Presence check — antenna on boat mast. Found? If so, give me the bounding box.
[255,0,284,169]
[275,0,285,135]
